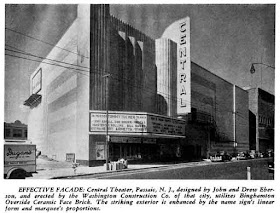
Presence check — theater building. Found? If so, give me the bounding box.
[4,120,28,141]
[24,4,249,165]
[24,5,185,166]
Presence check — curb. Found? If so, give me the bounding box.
[51,164,171,179]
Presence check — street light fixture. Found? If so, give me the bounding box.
[250,62,275,89]
[250,63,275,73]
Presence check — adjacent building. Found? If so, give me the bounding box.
[4,120,28,141]
[185,63,249,159]
[247,87,274,152]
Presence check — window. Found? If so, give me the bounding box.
[13,128,23,138]
[4,128,11,138]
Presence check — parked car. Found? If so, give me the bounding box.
[255,151,263,158]
[221,152,232,161]
[236,152,247,160]
[263,150,274,158]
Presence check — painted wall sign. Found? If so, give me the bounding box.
[4,144,36,163]
[90,111,185,137]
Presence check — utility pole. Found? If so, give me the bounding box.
[103,74,111,170]
[233,85,237,154]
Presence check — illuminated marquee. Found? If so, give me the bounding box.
[177,18,191,115]
[89,111,185,137]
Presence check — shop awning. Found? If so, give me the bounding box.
[23,94,42,108]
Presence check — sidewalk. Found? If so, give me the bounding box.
[28,156,214,179]
[28,156,170,179]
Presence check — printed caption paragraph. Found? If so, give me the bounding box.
[4,186,275,212]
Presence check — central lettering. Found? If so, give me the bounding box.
[177,20,189,111]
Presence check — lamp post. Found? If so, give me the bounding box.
[250,63,275,72]
[250,63,275,88]
[249,63,274,152]
[103,74,111,170]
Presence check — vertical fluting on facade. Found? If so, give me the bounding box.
[108,25,120,110]
[142,36,156,114]
[155,38,177,116]
[108,15,156,113]
[125,35,135,111]
[90,5,110,110]
[135,40,143,111]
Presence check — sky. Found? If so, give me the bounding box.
[4,4,275,124]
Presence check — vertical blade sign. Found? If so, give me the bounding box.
[177,18,191,115]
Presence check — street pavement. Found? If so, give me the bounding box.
[92,158,273,180]
[66,158,273,179]
[28,156,273,179]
